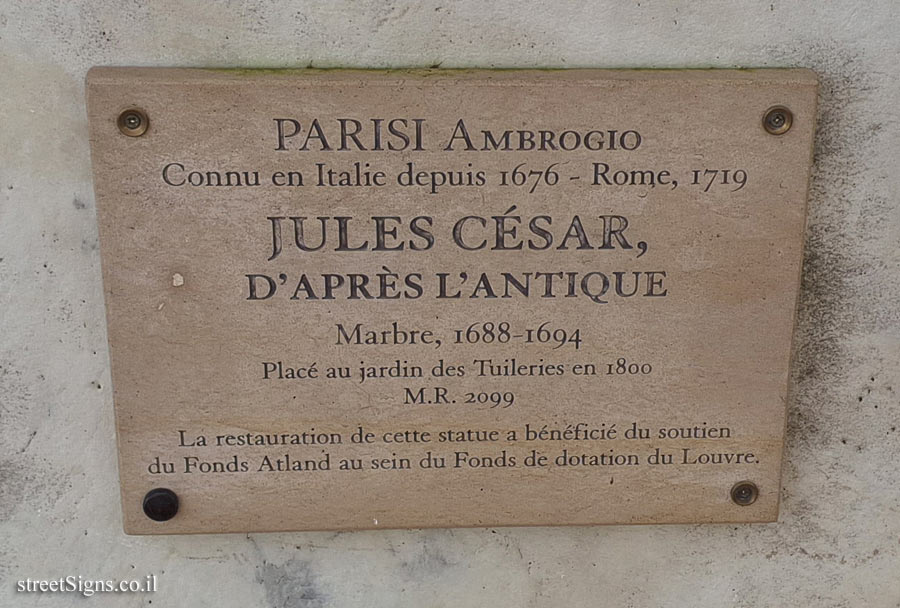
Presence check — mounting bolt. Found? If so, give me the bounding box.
[142,488,179,521]
[730,481,759,506]
[763,106,792,135]
[117,108,149,137]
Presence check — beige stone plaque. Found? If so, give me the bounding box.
[87,67,817,534]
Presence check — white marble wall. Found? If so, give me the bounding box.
[1,1,898,606]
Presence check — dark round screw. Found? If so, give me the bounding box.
[124,113,141,129]
[117,108,149,137]
[142,488,179,521]
[730,481,759,506]
[763,106,792,135]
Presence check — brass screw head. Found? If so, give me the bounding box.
[763,106,792,135]
[730,481,759,506]
[117,108,149,137]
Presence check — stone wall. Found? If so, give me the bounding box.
[1,2,897,606]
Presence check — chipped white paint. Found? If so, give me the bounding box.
[171,272,184,287]
[0,1,898,607]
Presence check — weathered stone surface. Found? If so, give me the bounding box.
[87,67,816,533]
[1,1,898,606]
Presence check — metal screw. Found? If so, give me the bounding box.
[117,108,149,137]
[763,106,792,135]
[730,481,759,506]
[142,488,179,521]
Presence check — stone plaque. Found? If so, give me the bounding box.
[86,68,817,534]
